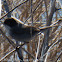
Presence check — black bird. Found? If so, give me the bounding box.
[4,18,58,42]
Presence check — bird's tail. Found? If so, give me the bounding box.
[40,25,58,32]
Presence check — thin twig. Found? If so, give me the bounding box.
[34,35,41,62]
[0,49,15,61]
[55,51,62,62]
[24,0,43,23]
[0,0,29,20]
[44,38,62,62]
[41,0,57,62]
[30,0,33,24]
[0,45,35,61]
[17,46,35,59]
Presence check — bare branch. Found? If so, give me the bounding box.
[0,0,29,20]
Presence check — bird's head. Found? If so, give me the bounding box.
[4,18,18,28]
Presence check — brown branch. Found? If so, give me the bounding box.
[0,46,35,61]
[44,39,62,62]
[41,0,57,62]
[0,0,29,20]
[24,0,43,23]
